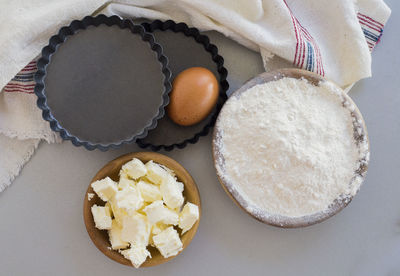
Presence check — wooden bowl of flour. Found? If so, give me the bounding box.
[212,68,370,228]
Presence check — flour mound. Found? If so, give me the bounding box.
[215,77,369,218]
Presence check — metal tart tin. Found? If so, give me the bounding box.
[35,15,171,151]
[136,20,229,151]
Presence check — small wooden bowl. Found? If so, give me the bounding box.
[83,152,201,267]
[213,68,370,228]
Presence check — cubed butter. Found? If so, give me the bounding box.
[176,181,184,192]
[160,175,184,209]
[91,177,118,202]
[159,164,176,178]
[91,158,193,267]
[145,161,170,185]
[118,174,135,190]
[109,199,127,226]
[91,204,112,230]
[143,200,179,225]
[105,202,112,215]
[120,158,147,179]
[115,186,144,214]
[120,246,151,268]
[152,227,183,258]
[179,202,199,234]
[151,223,168,236]
[137,180,162,202]
[121,213,150,246]
[149,223,168,246]
[108,220,129,250]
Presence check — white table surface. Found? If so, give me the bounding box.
[1,2,399,275]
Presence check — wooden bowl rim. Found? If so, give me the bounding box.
[212,68,370,228]
[83,151,201,267]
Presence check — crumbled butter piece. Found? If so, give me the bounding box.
[115,186,144,214]
[137,180,162,202]
[160,175,184,209]
[179,202,199,234]
[145,161,170,184]
[108,220,129,250]
[120,246,151,268]
[87,193,95,201]
[121,213,150,246]
[91,204,112,230]
[91,177,118,202]
[143,200,179,225]
[153,227,183,258]
[121,158,147,179]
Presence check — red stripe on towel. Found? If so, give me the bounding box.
[357,13,384,28]
[284,0,301,66]
[3,88,34,94]
[358,17,382,32]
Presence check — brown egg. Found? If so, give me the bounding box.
[167,67,219,126]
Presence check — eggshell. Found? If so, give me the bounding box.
[167,67,219,126]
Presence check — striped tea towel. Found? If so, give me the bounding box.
[0,0,391,192]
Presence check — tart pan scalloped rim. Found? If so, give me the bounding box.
[136,20,229,152]
[34,14,172,151]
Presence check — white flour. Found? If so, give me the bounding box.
[215,77,369,218]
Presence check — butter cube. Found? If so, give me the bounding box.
[137,180,162,202]
[91,204,112,230]
[118,175,135,190]
[179,202,199,234]
[159,164,176,178]
[145,161,170,184]
[105,202,112,214]
[108,220,129,250]
[150,223,168,246]
[151,223,168,236]
[91,177,118,202]
[119,171,130,181]
[143,200,179,225]
[120,158,147,179]
[153,227,183,258]
[121,213,150,246]
[115,186,144,214]
[160,175,184,209]
[109,199,127,226]
[120,246,151,268]
[176,181,184,192]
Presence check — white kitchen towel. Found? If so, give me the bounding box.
[0,0,391,192]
